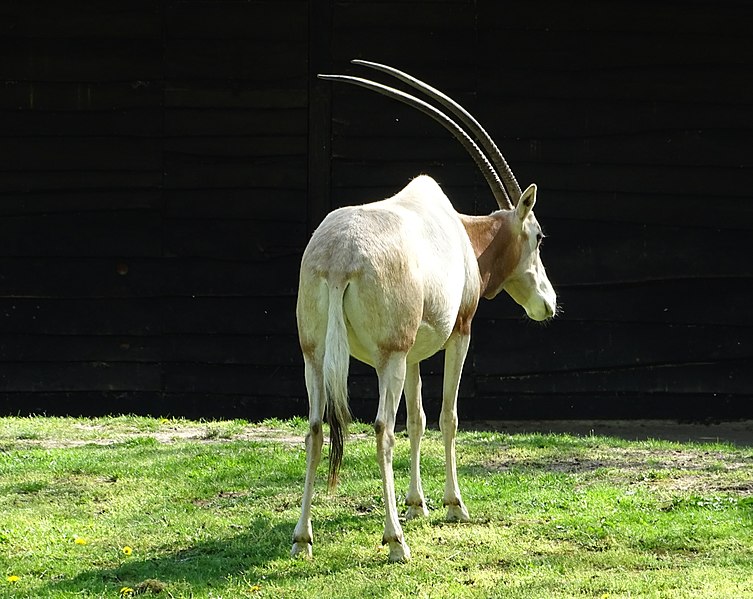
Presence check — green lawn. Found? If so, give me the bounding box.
[1,416,752,598]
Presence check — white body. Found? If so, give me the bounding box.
[292,175,556,562]
[299,176,481,367]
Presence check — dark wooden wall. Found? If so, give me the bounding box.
[1,0,751,421]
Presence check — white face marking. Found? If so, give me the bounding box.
[503,212,557,321]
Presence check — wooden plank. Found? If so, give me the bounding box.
[0,81,162,111]
[347,371,474,403]
[334,2,477,31]
[331,2,478,87]
[0,333,303,367]
[163,154,307,190]
[478,63,751,105]
[332,128,746,169]
[476,29,751,71]
[542,227,753,286]
[165,1,307,40]
[164,218,305,260]
[475,360,752,395]
[0,390,308,420]
[0,391,165,418]
[165,39,308,82]
[1,137,162,172]
[0,170,163,193]
[162,297,298,336]
[156,393,307,420]
[165,110,307,136]
[1,38,163,82]
[474,98,753,139]
[162,136,306,158]
[163,188,307,221]
[4,389,748,421]
[0,107,162,137]
[0,361,162,393]
[164,85,306,110]
[0,298,162,335]
[0,296,299,337]
[472,320,753,376]
[0,334,162,363]
[0,190,162,215]
[529,190,753,230]
[3,389,749,421]
[538,220,753,284]
[475,279,753,327]
[0,210,162,257]
[465,392,751,421]
[332,159,750,197]
[0,256,302,298]
[3,0,162,39]
[163,334,302,366]
[476,0,753,35]
[163,363,304,397]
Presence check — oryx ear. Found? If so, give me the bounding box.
[515,183,537,222]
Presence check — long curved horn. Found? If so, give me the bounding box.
[318,73,513,210]
[352,59,523,206]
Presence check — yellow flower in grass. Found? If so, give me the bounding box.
[6,575,20,583]
[120,587,134,597]
[122,545,133,556]
[73,537,87,545]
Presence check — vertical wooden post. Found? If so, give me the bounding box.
[307,0,333,235]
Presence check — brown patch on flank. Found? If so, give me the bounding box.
[454,298,478,336]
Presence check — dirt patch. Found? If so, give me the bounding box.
[4,425,308,450]
[481,444,753,495]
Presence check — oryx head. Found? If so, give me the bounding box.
[319,60,557,321]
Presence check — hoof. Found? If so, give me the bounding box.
[405,503,429,520]
[387,540,411,563]
[445,503,470,523]
[291,541,312,559]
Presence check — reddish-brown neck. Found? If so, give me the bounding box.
[460,212,521,299]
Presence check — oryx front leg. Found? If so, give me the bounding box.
[291,357,326,558]
[404,362,429,519]
[375,352,411,562]
[440,334,471,523]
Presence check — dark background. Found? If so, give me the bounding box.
[1,0,751,422]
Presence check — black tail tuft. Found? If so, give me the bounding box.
[327,407,345,491]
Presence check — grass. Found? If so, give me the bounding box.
[1,416,753,598]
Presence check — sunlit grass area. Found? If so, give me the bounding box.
[1,416,752,598]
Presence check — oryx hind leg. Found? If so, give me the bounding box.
[404,361,429,519]
[440,333,471,523]
[291,355,326,558]
[375,351,411,562]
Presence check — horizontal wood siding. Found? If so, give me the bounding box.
[0,0,309,418]
[1,0,751,420]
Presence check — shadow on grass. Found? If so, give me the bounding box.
[42,512,388,596]
[43,516,293,595]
